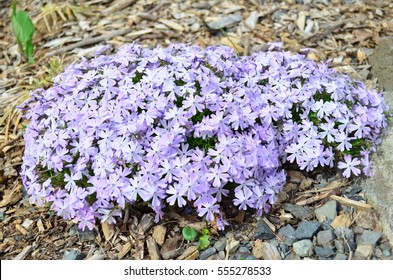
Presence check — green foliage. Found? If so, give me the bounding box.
[198,234,210,251]
[11,1,35,64]
[182,226,198,242]
[181,225,211,251]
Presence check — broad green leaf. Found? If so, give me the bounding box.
[198,235,210,251]
[11,2,35,64]
[201,228,209,236]
[182,226,198,242]
[11,10,35,44]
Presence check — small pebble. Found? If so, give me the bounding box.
[63,249,86,260]
[293,239,313,257]
[380,243,392,257]
[315,246,335,258]
[254,220,275,240]
[334,253,347,260]
[278,224,295,238]
[294,221,322,240]
[218,251,226,260]
[334,240,345,254]
[214,238,227,252]
[358,230,382,246]
[199,247,216,260]
[317,229,335,247]
[334,227,354,242]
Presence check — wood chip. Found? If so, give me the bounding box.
[138,214,154,234]
[0,185,22,207]
[252,240,282,260]
[177,246,199,260]
[152,225,166,246]
[296,11,306,32]
[158,19,185,32]
[101,221,115,241]
[331,212,352,229]
[331,195,373,211]
[146,236,161,260]
[37,219,45,232]
[15,224,28,235]
[118,242,132,260]
[160,235,183,260]
[13,245,32,260]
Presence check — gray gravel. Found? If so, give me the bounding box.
[63,249,86,260]
[199,247,216,260]
[293,240,313,257]
[254,220,275,240]
[294,221,322,240]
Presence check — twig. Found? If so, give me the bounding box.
[243,33,250,56]
[101,0,137,16]
[298,179,348,195]
[330,195,373,211]
[296,191,332,206]
[44,28,153,57]
[0,131,23,151]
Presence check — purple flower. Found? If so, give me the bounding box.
[20,43,387,230]
[338,155,361,178]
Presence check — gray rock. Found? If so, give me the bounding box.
[245,11,260,30]
[214,238,227,252]
[278,225,296,246]
[314,246,335,258]
[334,240,345,254]
[231,252,258,260]
[278,224,295,238]
[354,244,374,260]
[63,249,86,260]
[284,236,296,246]
[315,200,337,222]
[334,227,354,242]
[218,251,226,260]
[293,240,313,257]
[317,229,336,247]
[227,239,240,254]
[359,230,383,246]
[282,204,313,220]
[294,221,322,240]
[353,226,364,235]
[334,253,348,260]
[375,247,383,258]
[0,211,4,222]
[199,247,216,260]
[284,251,301,260]
[207,12,242,30]
[254,220,275,240]
[69,225,78,236]
[77,228,95,242]
[272,10,286,22]
[238,246,251,254]
[365,36,393,246]
[380,242,392,257]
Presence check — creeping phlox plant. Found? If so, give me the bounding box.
[20,43,388,230]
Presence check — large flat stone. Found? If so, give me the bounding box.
[364,36,393,246]
[370,37,393,95]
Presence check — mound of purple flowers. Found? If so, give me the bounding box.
[20,43,388,230]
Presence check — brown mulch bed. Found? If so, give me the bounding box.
[1,0,393,260]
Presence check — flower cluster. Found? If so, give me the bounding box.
[20,43,388,230]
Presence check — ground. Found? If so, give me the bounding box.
[1,0,393,260]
